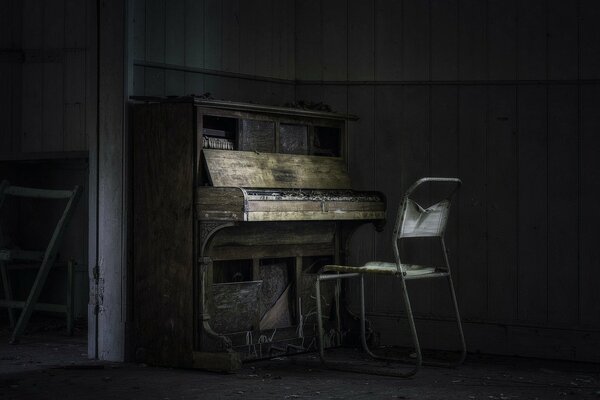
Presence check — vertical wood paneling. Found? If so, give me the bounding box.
[580,0,600,80]
[254,0,272,78]
[238,0,257,76]
[372,85,402,314]
[0,62,12,154]
[144,66,165,96]
[132,0,146,60]
[165,0,185,66]
[184,0,204,68]
[204,0,222,71]
[547,85,579,325]
[429,85,459,318]
[222,0,240,73]
[487,0,516,80]
[21,63,43,152]
[348,86,376,310]
[486,86,517,323]
[458,0,486,80]
[547,0,578,80]
[402,0,429,81]
[65,0,86,48]
[64,52,86,151]
[348,0,374,81]
[322,0,347,81]
[184,71,204,96]
[145,0,165,63]
[165,70,185,96]
[517,86,547,323]
[42,0,65,151]
[517,0,546,80]
[430,0,458,81]
[295,0,321,80]
[42,62,64,151]
[579,84,600,328]
[400,86,431,315]
[132,65,145,96]
[21,0,43,152]
[374,0,402,81]
[0,0,11,47]
[457,86,487,320]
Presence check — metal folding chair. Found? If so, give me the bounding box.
[315,177,466,377]
[0,180,81,343]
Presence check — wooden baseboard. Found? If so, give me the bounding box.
[368,314,600,363]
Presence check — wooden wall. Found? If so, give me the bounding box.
[0,0,96,327]
[0,0,96,157]
[295,0,600,362]
[131,0,296,105]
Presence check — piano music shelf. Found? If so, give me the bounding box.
[199,109,345,162]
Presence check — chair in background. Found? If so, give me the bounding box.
[0,180,81,343]
[315,177,466,377]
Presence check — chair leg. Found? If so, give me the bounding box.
[66,259,75,336]
[10,255,57,344]
[0,261,15,328]
[315,276,326,361]
[417,275,466,368]
[358,275,421,377]
[315,274,420,377]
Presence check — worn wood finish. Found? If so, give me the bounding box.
[211,281,262,333]
[203,150,351,189]
[132,103,195,367]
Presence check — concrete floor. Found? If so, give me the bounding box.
[1,323,600,399]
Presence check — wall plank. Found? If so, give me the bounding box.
[295,0,321,80]
[347,0,374,81]
[430,0,458,81]
[457,86,487,321]
[184,0,204,68]
[145,0,165,63]
[580,0,600,80]
[165,0,185,66]
[221,0,240,73]
[517,0,546,80]
[132,0,145,61]
[374,0,402,81]
[547,0,578,80]
[347,85,376,310]
[402,0,430,81]
[547,85,579,326]
[458,0,486,80]
[486,86,517,323]
[487,0,516,80]
[204,0,222,71]
[322,0,347,81]
[517,86,547,324]
[429,85,459,318]
[579,84,600,328]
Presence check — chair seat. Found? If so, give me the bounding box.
[324,261,439,276]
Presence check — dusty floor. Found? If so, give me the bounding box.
[1,323,599,399]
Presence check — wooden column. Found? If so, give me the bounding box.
[95,0,129,362]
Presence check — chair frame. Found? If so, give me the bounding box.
[0,180,81,343]
[315,177,466,377]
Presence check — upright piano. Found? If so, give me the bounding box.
[132,97,385,371]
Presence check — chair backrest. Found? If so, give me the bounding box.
[0,180,82,262]
[392,177,461,272]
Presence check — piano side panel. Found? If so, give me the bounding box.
[133,103,195,367]
[196,187,245,221]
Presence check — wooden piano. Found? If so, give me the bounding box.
[132,97,385,371]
